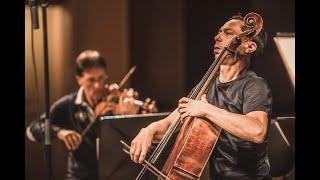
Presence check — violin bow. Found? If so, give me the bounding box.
[118,66,136,89]
[81,65,137,137]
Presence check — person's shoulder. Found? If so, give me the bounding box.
[243,70,269,89]
[51,92,77,108]
[244,70,267,82]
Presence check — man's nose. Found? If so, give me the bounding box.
[93,81,103,88]
[214,34,221,42]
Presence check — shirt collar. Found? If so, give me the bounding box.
[75,86,88,106]
[74,86,95,121]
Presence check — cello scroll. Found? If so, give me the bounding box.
[228,12,264,53]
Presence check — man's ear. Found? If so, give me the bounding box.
[76,75,82,86]
[245,41,257,54]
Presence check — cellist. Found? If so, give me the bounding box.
[129,13,272,180]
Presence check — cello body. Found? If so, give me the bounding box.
[161,117,221,179]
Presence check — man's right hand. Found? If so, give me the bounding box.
[57,129,82,151]
[129,127,156,164]
[129,111,178,164]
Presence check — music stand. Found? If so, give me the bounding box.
[271,32,295,179]
[98,112,171,180]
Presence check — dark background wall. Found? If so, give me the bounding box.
[25,0,295,179]
[129,0,186,111]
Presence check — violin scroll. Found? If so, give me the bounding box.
[140,97,159,114]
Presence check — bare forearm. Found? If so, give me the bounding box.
[203,105,267,143]
[147,109,179,142]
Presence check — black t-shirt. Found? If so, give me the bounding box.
[204,70,272,180]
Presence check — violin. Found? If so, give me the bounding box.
[94,84,159,116]
[95,65,158,116]
[81,66,158,137]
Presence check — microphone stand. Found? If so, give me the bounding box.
[40,0,53,179]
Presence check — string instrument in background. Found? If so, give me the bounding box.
[81,66,158,137]
[121,12,264,180]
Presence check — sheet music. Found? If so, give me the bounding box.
[273,35,295,87]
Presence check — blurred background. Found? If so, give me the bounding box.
[25,0,295,179]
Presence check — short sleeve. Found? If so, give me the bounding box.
[243,77,272,115]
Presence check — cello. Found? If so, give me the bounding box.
[122,12,264,180]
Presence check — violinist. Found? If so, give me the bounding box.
[129,13,272,180]
[25,49,152,180]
